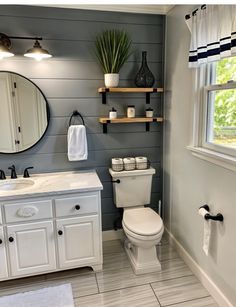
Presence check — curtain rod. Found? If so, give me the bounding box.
[185,4,206,20]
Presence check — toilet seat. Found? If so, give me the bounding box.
[122,222,163,242]
[123,207,163,236]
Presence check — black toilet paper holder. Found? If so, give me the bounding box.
[199,205,224,222]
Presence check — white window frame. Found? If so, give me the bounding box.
[202,82,236,157]
[188,63,236,172]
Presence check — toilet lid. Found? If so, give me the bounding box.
[123,207,163,236]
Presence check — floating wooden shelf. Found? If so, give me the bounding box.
[99,117,164,133]
[98,87,164,93]
[99,117,163,124]
[98,87,164,104]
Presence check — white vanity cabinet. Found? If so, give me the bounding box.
[0,187,102,281]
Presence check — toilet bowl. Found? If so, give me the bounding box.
[109,167,164,275]
[122,207,164,274]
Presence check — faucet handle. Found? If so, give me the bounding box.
[23,167,34,178]
[0,170,6,180]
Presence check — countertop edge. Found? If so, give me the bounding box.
[0,169,103,202]
[0,185,103,202]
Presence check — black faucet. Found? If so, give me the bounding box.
[23,167,34,178]
[8,165,17,179]
[0,170,6,180]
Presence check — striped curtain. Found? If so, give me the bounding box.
[186,5,236,68]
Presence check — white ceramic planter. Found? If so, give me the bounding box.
[104,73,119,87]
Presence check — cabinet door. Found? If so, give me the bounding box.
[57,216,100,269]
[7,221,56,277]
[0,226,8,279]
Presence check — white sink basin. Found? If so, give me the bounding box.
[0,179,35,191]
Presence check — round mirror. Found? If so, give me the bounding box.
[0,71,49,153]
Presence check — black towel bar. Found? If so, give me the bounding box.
[69,110,85,126]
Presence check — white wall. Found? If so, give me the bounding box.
[164,5,236,306]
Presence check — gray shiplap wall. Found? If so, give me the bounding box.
[0,5,164,230]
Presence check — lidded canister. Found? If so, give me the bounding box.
[146,107,153,118]
[127,105,135,118]
[109,107,117,119]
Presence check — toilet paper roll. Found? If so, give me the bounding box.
[135,156,148,170]
[123,157,135,171]
[198,208,208,218]
[198,208,211,256]
[111,158,123,172]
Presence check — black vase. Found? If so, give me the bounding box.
[135,51,155,87]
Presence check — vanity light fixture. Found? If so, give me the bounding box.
[0,33,14,59]
[0,32,52,60]
[24,40,52,61]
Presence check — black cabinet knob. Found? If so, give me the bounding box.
[58,230,63,236]
[75,205,80,210]
[9,237,14,242]
[0,239,2,244]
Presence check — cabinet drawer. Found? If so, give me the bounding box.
[55,193,99,217]
[4,200,53,223]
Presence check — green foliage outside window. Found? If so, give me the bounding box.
[213,56,236,146]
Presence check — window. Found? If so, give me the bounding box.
[203,57,236,157]
[188,56,236,170]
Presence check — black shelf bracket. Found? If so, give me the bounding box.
[146,122,150,131]
[101,89,109,104]
[102,92,106,104]
[146,92,151,104]
[103,124,107,133]
[102,119,110,133]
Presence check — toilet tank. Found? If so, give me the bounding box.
[109,167,155,208]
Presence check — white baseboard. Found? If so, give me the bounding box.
[102,229,124,242]
[165,228,233,307]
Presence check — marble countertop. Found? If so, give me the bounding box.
[0,170,103,201]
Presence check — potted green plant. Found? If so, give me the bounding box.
[95,29,132,87]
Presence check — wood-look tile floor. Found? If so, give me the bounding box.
[0,236,218,307]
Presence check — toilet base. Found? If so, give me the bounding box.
[124,239,161,275]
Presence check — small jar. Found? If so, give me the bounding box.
[146,107,153,118]
[127,105,135,118]
[109,107,117,119]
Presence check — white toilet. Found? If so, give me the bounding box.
[109,167,164,275]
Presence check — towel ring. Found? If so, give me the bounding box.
[69,110,85,126]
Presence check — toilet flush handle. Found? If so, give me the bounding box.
[111,179,120,184]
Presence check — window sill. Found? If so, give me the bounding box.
[187,146,236,172]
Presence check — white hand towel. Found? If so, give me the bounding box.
[67,125,88,161]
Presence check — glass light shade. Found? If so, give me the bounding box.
[0,44,14,59]
[24,40,52,61]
